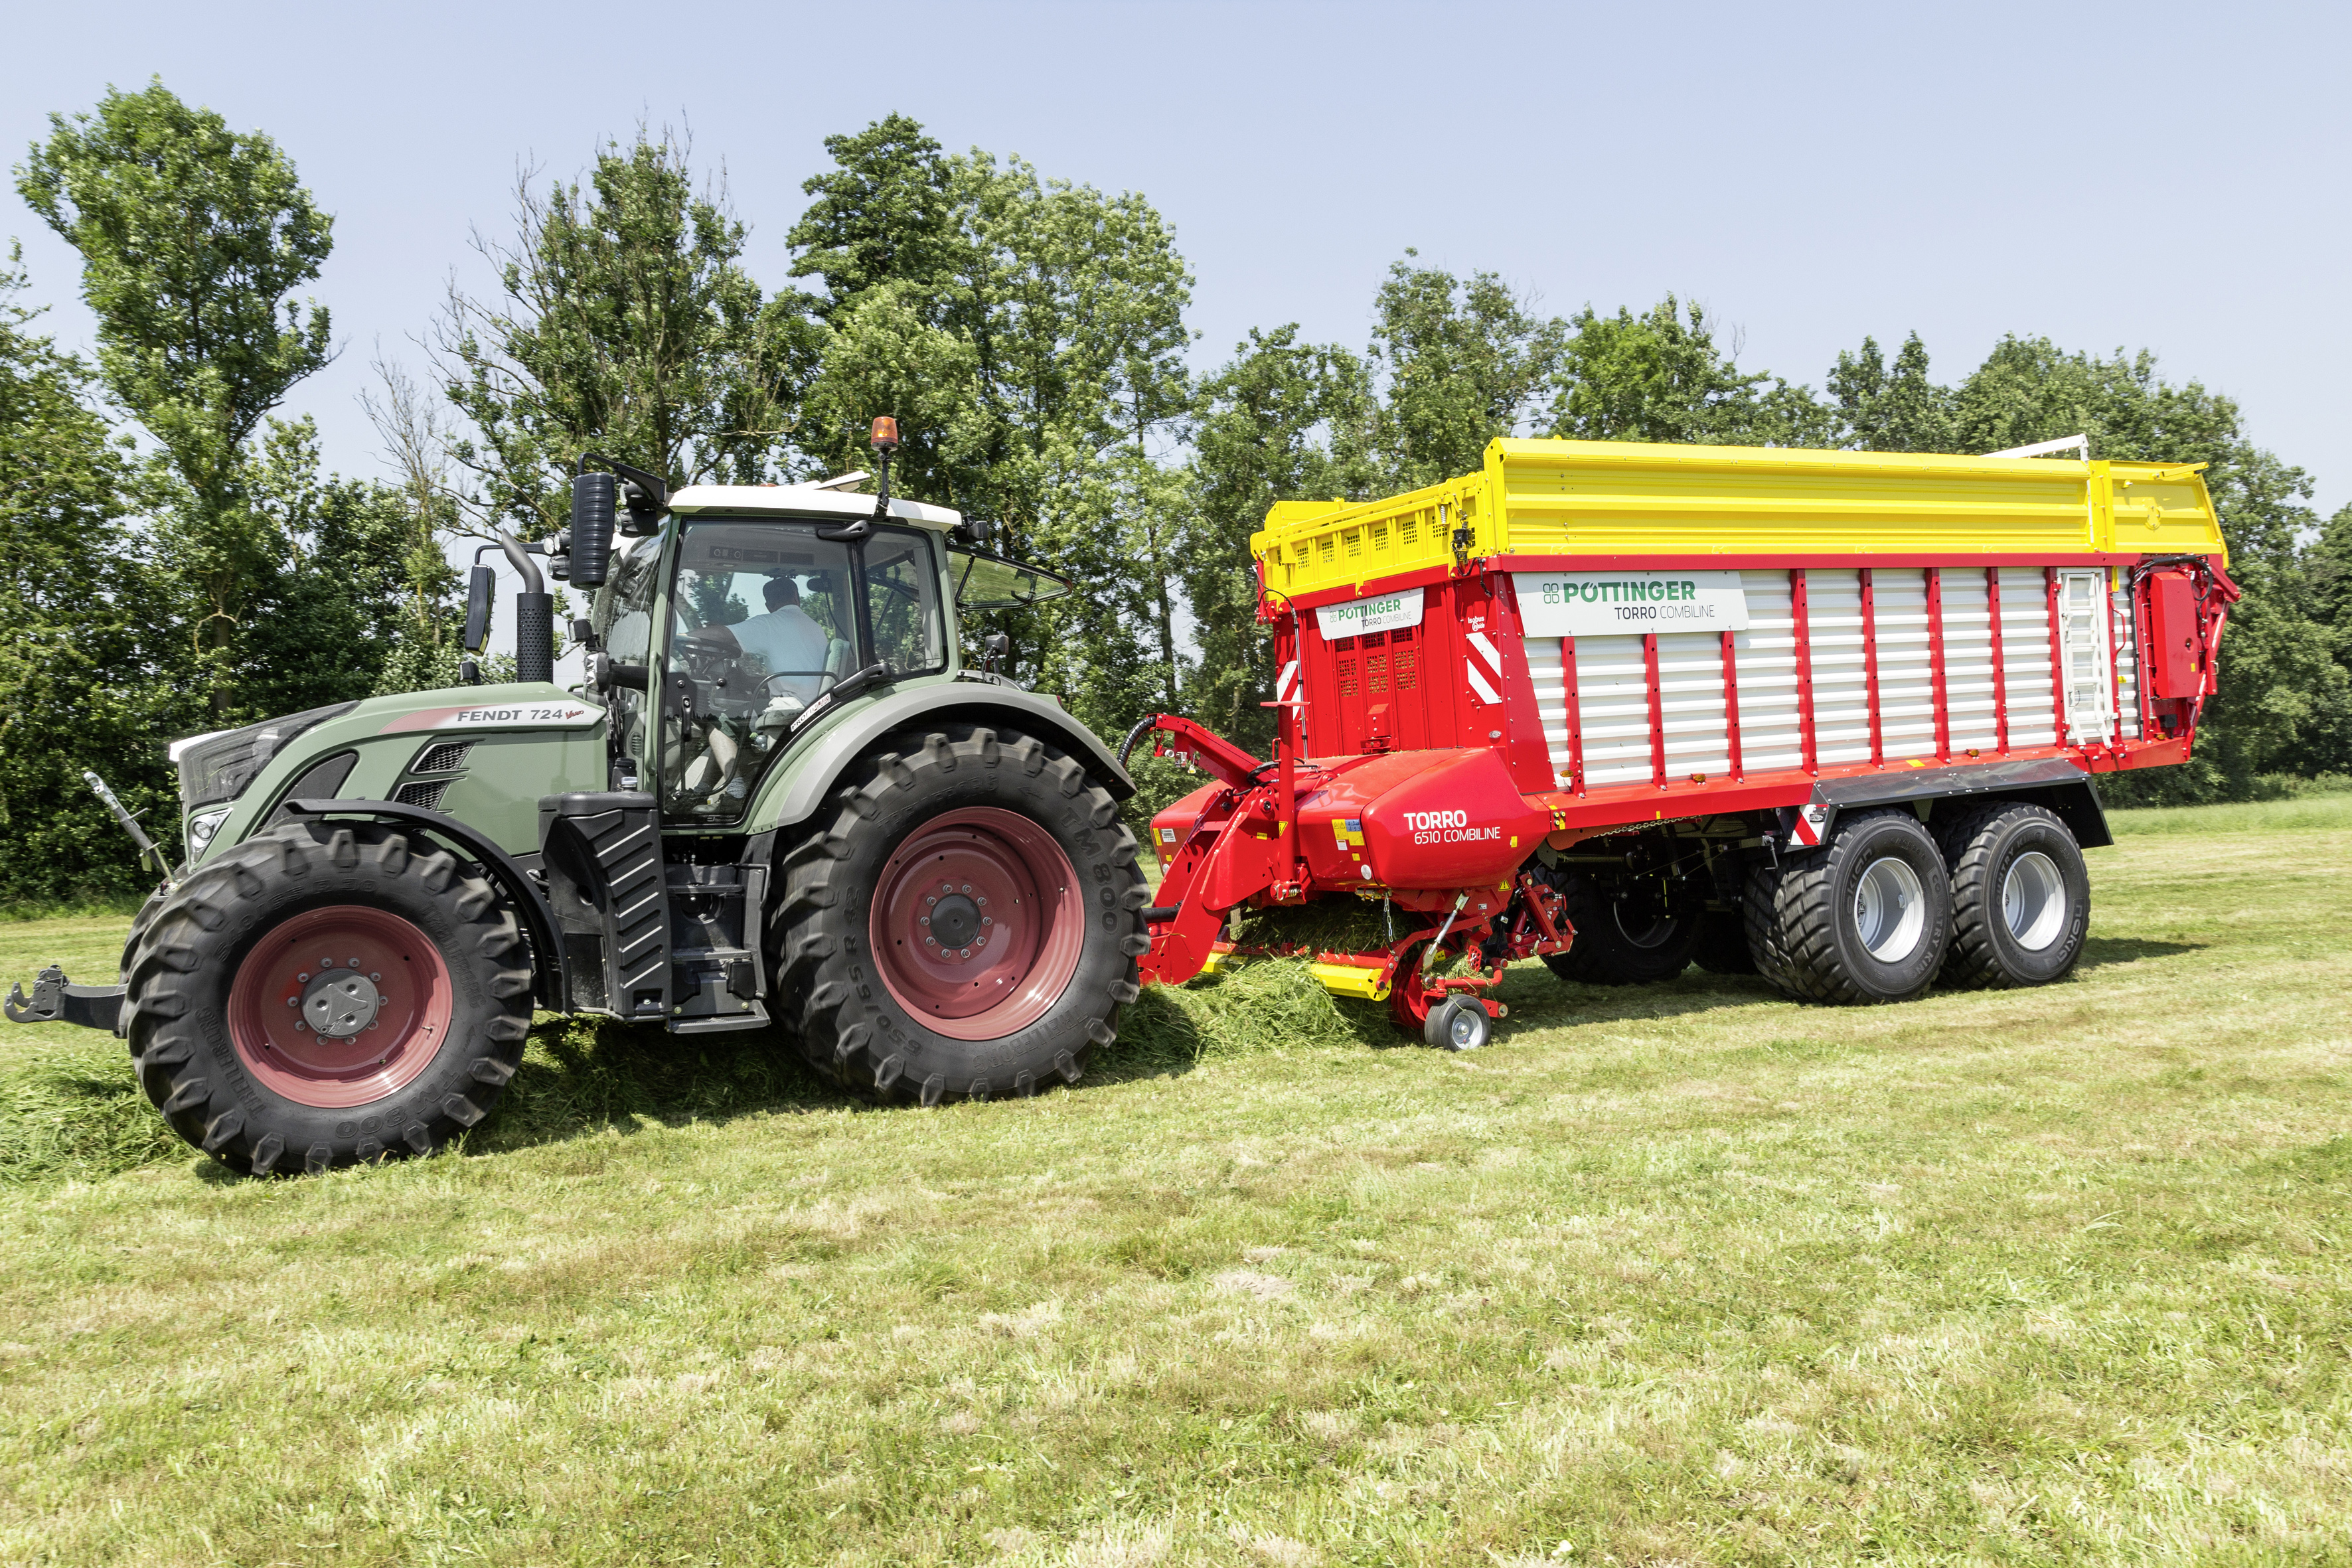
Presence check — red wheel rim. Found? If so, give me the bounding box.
[870,807,1085,1041]
[226,905,455,1109]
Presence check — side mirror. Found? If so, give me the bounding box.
[570,471,617,587]
[462,564,495,653]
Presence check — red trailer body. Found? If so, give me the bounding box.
[1131,438,2236,1046]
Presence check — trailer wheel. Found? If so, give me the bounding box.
[1774,809,1953,1004]
[1536,870,1701,986]
[1936,802,2090,989]
[773,726,1146,1105]
[1743,860,1803,998]
[121,821,534,1175]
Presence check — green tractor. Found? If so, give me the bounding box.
[6,423,1150,1173]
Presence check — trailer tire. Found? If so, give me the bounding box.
[122,820,535,1175]
[1936,802,2089,989]
[1743,860,1803,999]
[772,726,1146,1105]
[1536,870,1701,986]
[1776,809,1953,1004]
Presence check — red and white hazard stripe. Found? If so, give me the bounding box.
[1275,660,1298,702]
[1791,803,1830,847]
[1465,631,1502,705]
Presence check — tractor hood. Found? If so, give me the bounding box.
[175,682,609,870]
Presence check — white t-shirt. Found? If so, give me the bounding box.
[731,605,831,699]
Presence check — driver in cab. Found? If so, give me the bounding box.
[730,575,829,703]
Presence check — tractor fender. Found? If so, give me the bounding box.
[753,681,1136,836]
[277,799,569,1011]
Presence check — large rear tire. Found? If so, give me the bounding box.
[121,821,535,1174]
[771,726,1147,1104]
[1936,801,2090,988]
[1773,809,1953,1004]
[1537,870,1702,986]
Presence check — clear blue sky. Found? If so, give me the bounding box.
[9,0,2349,518]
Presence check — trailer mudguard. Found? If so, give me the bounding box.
[1789,757,2111,850]
[751,680,1136,835]
[277,799,571,1010]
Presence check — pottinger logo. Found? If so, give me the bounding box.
[1402,807,1500,846]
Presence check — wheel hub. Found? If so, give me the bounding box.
[870,807,1085,1040]
[301,963,383,1038]
[927,891,984,951]
[226,905,453,1109]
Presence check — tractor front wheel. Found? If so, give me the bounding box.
[771,727,1147,1104]
[121,821,535,1174]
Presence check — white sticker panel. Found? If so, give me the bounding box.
[380,700,603,734]
[1514,570,1749,638]
[1314,588,1425,641]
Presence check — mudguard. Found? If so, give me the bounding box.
[752,679,1135,834]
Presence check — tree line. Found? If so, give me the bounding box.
[4,83,2347,903]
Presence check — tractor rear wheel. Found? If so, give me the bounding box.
[1537,870,1701,986]
[771,726,1146,1105]
[121,821,535,1174]
[1936,801,2090,989]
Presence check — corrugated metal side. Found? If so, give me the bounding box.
[1875,571,1938,761]
[1998,567,2061,747]
[1734,571,1804,773]
[1659,631,1730,779]
[1526,637,1573,788]
[1942,569,2000,753]
[1808,570,1871,765]
[1574,634,1652,787]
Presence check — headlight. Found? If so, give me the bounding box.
[169,702,358,810]
[186,807,231,854]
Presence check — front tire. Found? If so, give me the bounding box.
[1937,802,2090,988]
[772,727,1147,1104]
[122,821,535,1174]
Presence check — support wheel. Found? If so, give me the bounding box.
[1537,870,1701,985]
[1772,809,1953,1004]
[772,726,1147,1104]
[121,821,534,1174]
[1424,996,1490,1052]
[1936,802,2089,988]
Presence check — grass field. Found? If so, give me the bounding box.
[1,796,2347,1565]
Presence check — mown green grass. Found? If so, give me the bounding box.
[1,798,2347,1565]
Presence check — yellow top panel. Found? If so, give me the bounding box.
[1251,437,2225,601]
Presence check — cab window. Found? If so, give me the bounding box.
[864,530,947,676]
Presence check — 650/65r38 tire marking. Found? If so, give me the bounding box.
[773,726,1148,1106]
[121,820,534,1175]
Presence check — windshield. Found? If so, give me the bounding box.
[660,518,943,821]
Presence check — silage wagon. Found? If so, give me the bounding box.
[1129,437,2236,1048]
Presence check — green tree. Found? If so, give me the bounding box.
[1368,254,1561,490]
[1827,332,1953,451]
[0,247,162,902]
[1549,295,1827,445]
[18,78,335,723]
[791,127,1196,737]
[439,129,805,537]
[1184,326,1377,748]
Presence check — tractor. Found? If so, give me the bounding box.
[7,421,1152,1173]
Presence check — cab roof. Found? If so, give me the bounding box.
[666,482,961,531]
